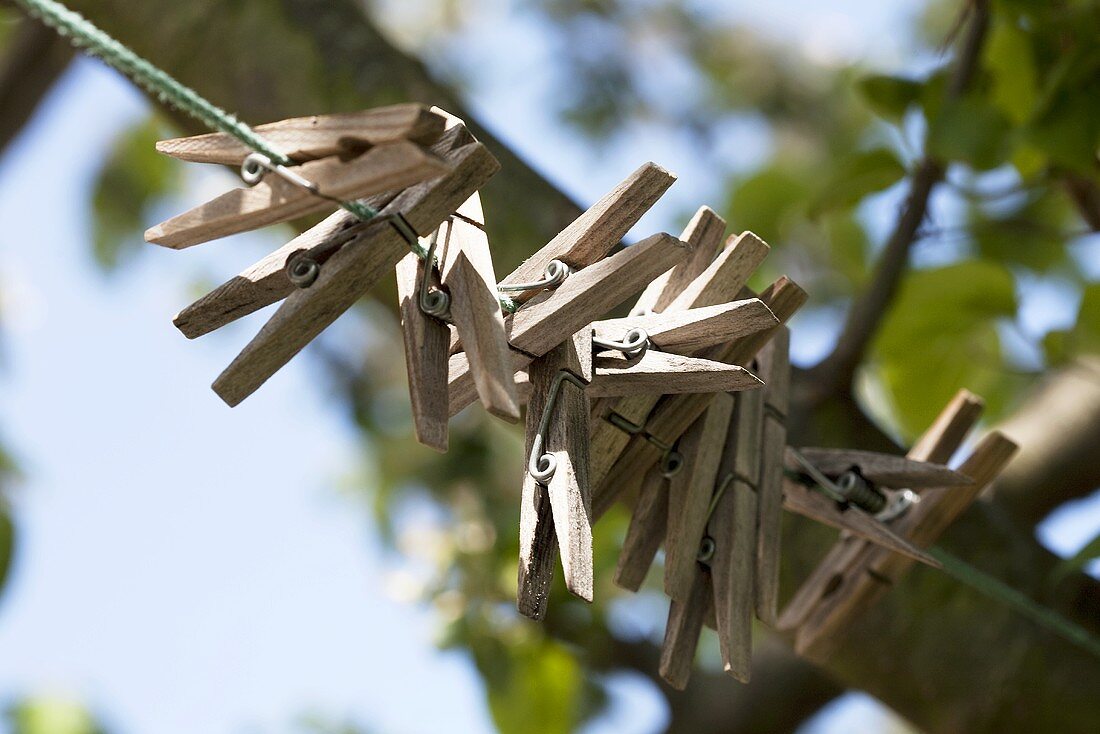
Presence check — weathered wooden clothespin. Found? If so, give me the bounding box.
[147,105,452,250]
[518,332,593,619]
[754,330,789,625]
[154,109,500,406]
[777,390,1018,661]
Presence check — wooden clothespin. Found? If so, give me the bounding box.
[446,231,692,416]
[172,115,475,339]
[147,106,453,250]
[657,383,765,688]
[206,122,499,406]
[777,390,1018,661]
[592,275,808,520]
[436,193,520,422]
[517,332,593,619]
[155,104,447,165]
[754,329,789,625]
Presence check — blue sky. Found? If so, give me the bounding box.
[0,2,1096,733]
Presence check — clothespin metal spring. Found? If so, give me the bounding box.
[498,259,572,293]
[528,370,588,483]
[606,410,683,478]
[788,448,920,521]
[592,327,650,358]
[418,224,451,318]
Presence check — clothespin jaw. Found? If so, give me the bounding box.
[777,390,1018,662]
[146,139,451,250]
[210,127,500,406]
[155,104,447,165]
[517,331,593,619]
[754,329,790,625]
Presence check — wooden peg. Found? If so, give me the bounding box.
[779,476,942,566]
[396,251,450,451]
[447,232,691,416]
[211,138,499,406]
[632,206,726,315]
[659,563,712,690]
[664,393,735,602]
[706,476,757,682]
[592,298,778,356]
[438,194,520,422]
[517,332,593,618]
[777,390,984,632]
[794,430,1017,659]
[794,448,974,489]
[155,104,447,165]
[592,276,808,519]
[146,141,450,250]
[754,329,789,625]
[171,121,474,340]
[588,350,764,397]
[497,163,676,304]
[664,231,770,312]
[614,463,669,591]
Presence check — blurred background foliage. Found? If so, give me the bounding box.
[0,0,1098,732]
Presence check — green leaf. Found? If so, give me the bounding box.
[1025,91,1100,174]
[6,698,104,734]
[0,502,12,602]
[726,165,811,244]
[970,188,1074,273]
[985,19,1039,125]
[91,117,180,271]
[485,637,582,734]
[857,74,923,122]
[811,148,906,215]
[928,97,1013,170]
[872,261,1020,436]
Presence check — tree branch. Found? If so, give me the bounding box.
[806,0,990,401]
[992,357,1100,525]
[0,14,74,159]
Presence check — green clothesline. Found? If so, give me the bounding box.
[12,0,1100,661]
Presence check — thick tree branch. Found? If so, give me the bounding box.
[0,14,74,159]
[806,0,990,401]
[992,357,1100,525]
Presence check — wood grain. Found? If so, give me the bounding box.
[754,329,789,625]
[497,162,675,304]
[396,251,450,451]
[665,231,769,312]
[211,140,499,406]
[613,463,669,591]
[156,104,446,164]
[146,141,450,249]
[707,479,757,682]
[588,350,763,397]
[659,563,710,690]
[795,448,973,489]
[664,393,734,602]
[439,194,520,421]
[631,205,726,315]
[592,298,778,356]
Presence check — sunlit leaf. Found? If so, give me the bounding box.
[810,148,906,216]
[928,97,1013,171]
[857,74,923,122]
[985,19,1038,125]
[970,188,1074,272]
[5,698,104,734]
[872,261,1020,436]
[0,501,12,602]
[1043,283,1100,365]
[482,635,583,734]
[726,165,811,244]
[91,116,179,271]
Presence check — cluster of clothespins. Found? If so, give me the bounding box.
[145,104,1018,689]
